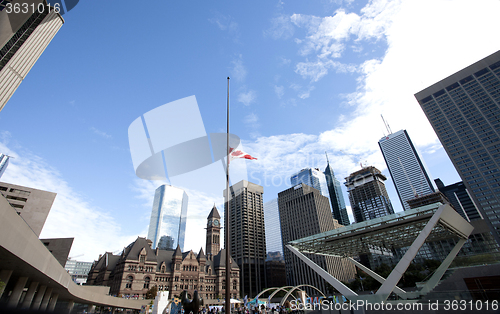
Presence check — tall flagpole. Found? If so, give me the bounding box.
[225,77,231,314]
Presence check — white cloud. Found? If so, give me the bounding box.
[0,139,135,262]
[231,55,247,82]
[237,90,256,106]
[295,60,357,82]
[298,86,315,99]
[274,85,285,98]
[265,15,295,40]
[244,0,500,206]
[209,13,240,43]
[90,126,112,139]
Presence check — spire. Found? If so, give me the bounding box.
[173,244,182,257]
[197,247,206,261]
[208,204,221,219]
[325,151,330,164]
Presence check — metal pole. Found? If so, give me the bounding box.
[225,77,231,314]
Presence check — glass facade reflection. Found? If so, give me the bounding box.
[147,185,188,250]
[290,168,322,193]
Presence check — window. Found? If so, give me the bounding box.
[126,276,133,289]
[144,277,150,289]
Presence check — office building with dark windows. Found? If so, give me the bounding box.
[224,180,266,298]
[0,0,64,112]
[278,184,355,294]
[324,155,350,226]
[379,129,435,212]
[435,178,482,221]
[345,166,394,223]
[415,50,500,243]
[147,184,188,251]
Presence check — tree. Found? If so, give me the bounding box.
[146,285,158,299]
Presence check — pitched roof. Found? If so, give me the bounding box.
[207,205,221,219]
[121,237,157,262]
[197,248,206,261]
[213,249,239,270]
[173,244,183,257]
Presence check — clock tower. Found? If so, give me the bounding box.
[206,205,221,257]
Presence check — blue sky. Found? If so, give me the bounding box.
[1,0,500,262]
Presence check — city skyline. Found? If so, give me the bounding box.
[0,0,499,261]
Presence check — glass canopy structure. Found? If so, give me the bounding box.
[286,202,474,304]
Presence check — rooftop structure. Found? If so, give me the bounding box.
[345,166,394,223]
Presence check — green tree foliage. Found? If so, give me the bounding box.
[146,285,158,299]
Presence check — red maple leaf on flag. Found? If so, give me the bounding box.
[229,148,257,163]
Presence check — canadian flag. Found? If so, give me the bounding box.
[229,147,257,163]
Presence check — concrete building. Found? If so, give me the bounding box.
[435,178,482,221]
[345,166,394,223]
[87,208,240,301]
[224,180,266,298]
[415,50,500,244]
[147,184,188,250]
[264,198,283,258]
[0,187,147,312]
[278,184,356,294]
[0,0,64,112]
[0,181,56,237]
[378,129,435,211]
[39,237,73,266]
[324,154,350,226]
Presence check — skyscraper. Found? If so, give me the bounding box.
[224,180,266,298]
[264,198,283,258]
[415,50,500,242]
[435,178,482,221]
[324,154,350,226]
[290,168,323,193]
[278,184,355,293]
[147,184,188,250]
[0,0,64,112]
[0,154,9,178]
[378,129,435,211]
[345,166,394,223]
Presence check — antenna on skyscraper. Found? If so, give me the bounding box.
[325,151,330,164]
[381,114,392,135]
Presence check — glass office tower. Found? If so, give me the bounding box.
[415,50,500,243]
[290,168,323,193]
[324,159,350,225]
[379,129,435,211]
[147,184,188,250]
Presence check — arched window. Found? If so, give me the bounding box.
[144,277,151,289]
[126,276,133,289]
[161,263,166,273]
[233,281,237,290]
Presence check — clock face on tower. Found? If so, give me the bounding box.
[213,219,219,226]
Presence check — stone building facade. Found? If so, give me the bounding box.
[87,206,240,301]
